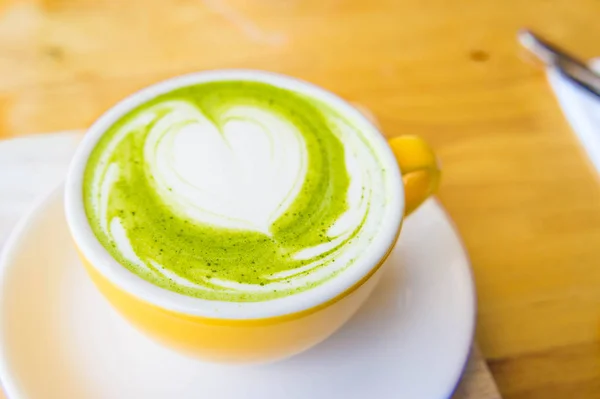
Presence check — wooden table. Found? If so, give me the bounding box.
[0,1,599,398]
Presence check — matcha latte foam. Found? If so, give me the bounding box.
[83,76,397,302]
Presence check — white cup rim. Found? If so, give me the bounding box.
[64,69,404,320]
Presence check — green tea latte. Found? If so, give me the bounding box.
[83,78,394,302]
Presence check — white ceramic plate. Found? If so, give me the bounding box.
[0,188,475,399]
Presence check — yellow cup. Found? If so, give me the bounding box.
[65,71,440,364]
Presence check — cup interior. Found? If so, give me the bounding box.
[64,69,404,319]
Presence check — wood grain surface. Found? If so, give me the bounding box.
[0,0,599,398]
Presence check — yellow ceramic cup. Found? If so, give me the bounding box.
[65,70,440,364]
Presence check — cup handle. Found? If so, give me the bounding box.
[388,135,441,216]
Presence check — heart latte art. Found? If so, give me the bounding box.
[84,80,395,301]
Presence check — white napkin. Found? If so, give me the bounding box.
[547,60,600,174]
[0,132,81,249]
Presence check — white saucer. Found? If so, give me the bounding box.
[0,188,475,399]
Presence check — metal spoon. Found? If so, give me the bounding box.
[518,28,600,98]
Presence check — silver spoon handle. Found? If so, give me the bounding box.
[518,29,600,98]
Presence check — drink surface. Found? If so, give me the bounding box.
[83,79,394,302]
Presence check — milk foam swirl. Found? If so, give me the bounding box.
[84,81,391,301]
